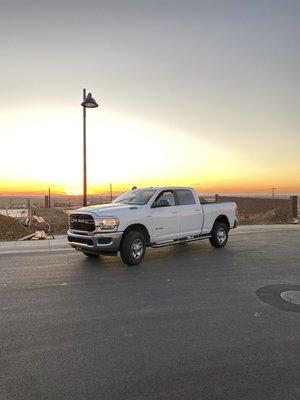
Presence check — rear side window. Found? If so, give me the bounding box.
[176,190,196,205]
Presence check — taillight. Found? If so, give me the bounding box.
[235,207,239,217]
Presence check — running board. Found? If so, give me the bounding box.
[151,235,211,248]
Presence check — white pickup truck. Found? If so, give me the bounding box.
[67,187,237,266]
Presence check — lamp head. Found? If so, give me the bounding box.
[81,92,98,108]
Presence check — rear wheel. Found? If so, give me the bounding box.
[120,231,146,266]
[83,251,99,258]
[209,222,228,248]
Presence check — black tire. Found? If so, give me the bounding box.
[209,222,229,248]
[83,251,99,258]
[120,231,146,266]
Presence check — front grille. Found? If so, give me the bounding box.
[68,236,93,246]
[69,213,95,232]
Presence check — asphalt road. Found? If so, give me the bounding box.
[1,226,299,400]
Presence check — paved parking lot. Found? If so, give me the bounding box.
[1,225,299,400]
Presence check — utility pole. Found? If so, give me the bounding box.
[48,185,51,208]
[110,183,113,202]
[271,187,277,199]
[27,198,32,227]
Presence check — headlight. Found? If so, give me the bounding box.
[94,218,119,230]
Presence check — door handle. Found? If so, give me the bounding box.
[171,211,178,214]
[194,209,201,211]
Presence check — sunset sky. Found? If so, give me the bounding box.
[0,0,299,196]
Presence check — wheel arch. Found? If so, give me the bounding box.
[121,223,151,247]
[213,214,230,230]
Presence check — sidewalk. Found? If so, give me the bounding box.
[0,235,70,254]
[0,225,299,255]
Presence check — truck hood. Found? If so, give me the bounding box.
[73,202,142,217]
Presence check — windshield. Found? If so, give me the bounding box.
[113,189,156,205]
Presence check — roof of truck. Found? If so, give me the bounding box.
[137,186,194,191]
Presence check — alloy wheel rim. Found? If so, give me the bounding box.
[217,227,227,244]
[131,239,143,259]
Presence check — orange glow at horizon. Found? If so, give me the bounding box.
[1,178,299,197]
[0,106,299,197]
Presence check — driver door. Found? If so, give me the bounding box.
[149,190,180,242]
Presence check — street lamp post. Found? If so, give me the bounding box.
[81,88,98,207]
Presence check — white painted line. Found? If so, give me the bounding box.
[280,291,300,305]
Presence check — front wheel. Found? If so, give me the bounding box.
[120,231,146,266]
[209,222,229,248]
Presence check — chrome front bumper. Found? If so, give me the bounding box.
[67,230,123,254]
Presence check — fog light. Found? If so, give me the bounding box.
[98,237,112,245]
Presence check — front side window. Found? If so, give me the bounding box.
[176,190,196,205]
[113,189,156,205]
[155,190,175,206]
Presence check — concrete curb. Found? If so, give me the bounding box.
[230,224,300,235]
[0,235,71,255]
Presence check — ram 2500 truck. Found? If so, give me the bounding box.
[67,187,237,266]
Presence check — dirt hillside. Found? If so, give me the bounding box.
[0,214,31,241]
[216,196,293,225]
[35,208,69,234]
[238,208,292,225]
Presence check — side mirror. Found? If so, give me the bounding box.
[152,199,170,208]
